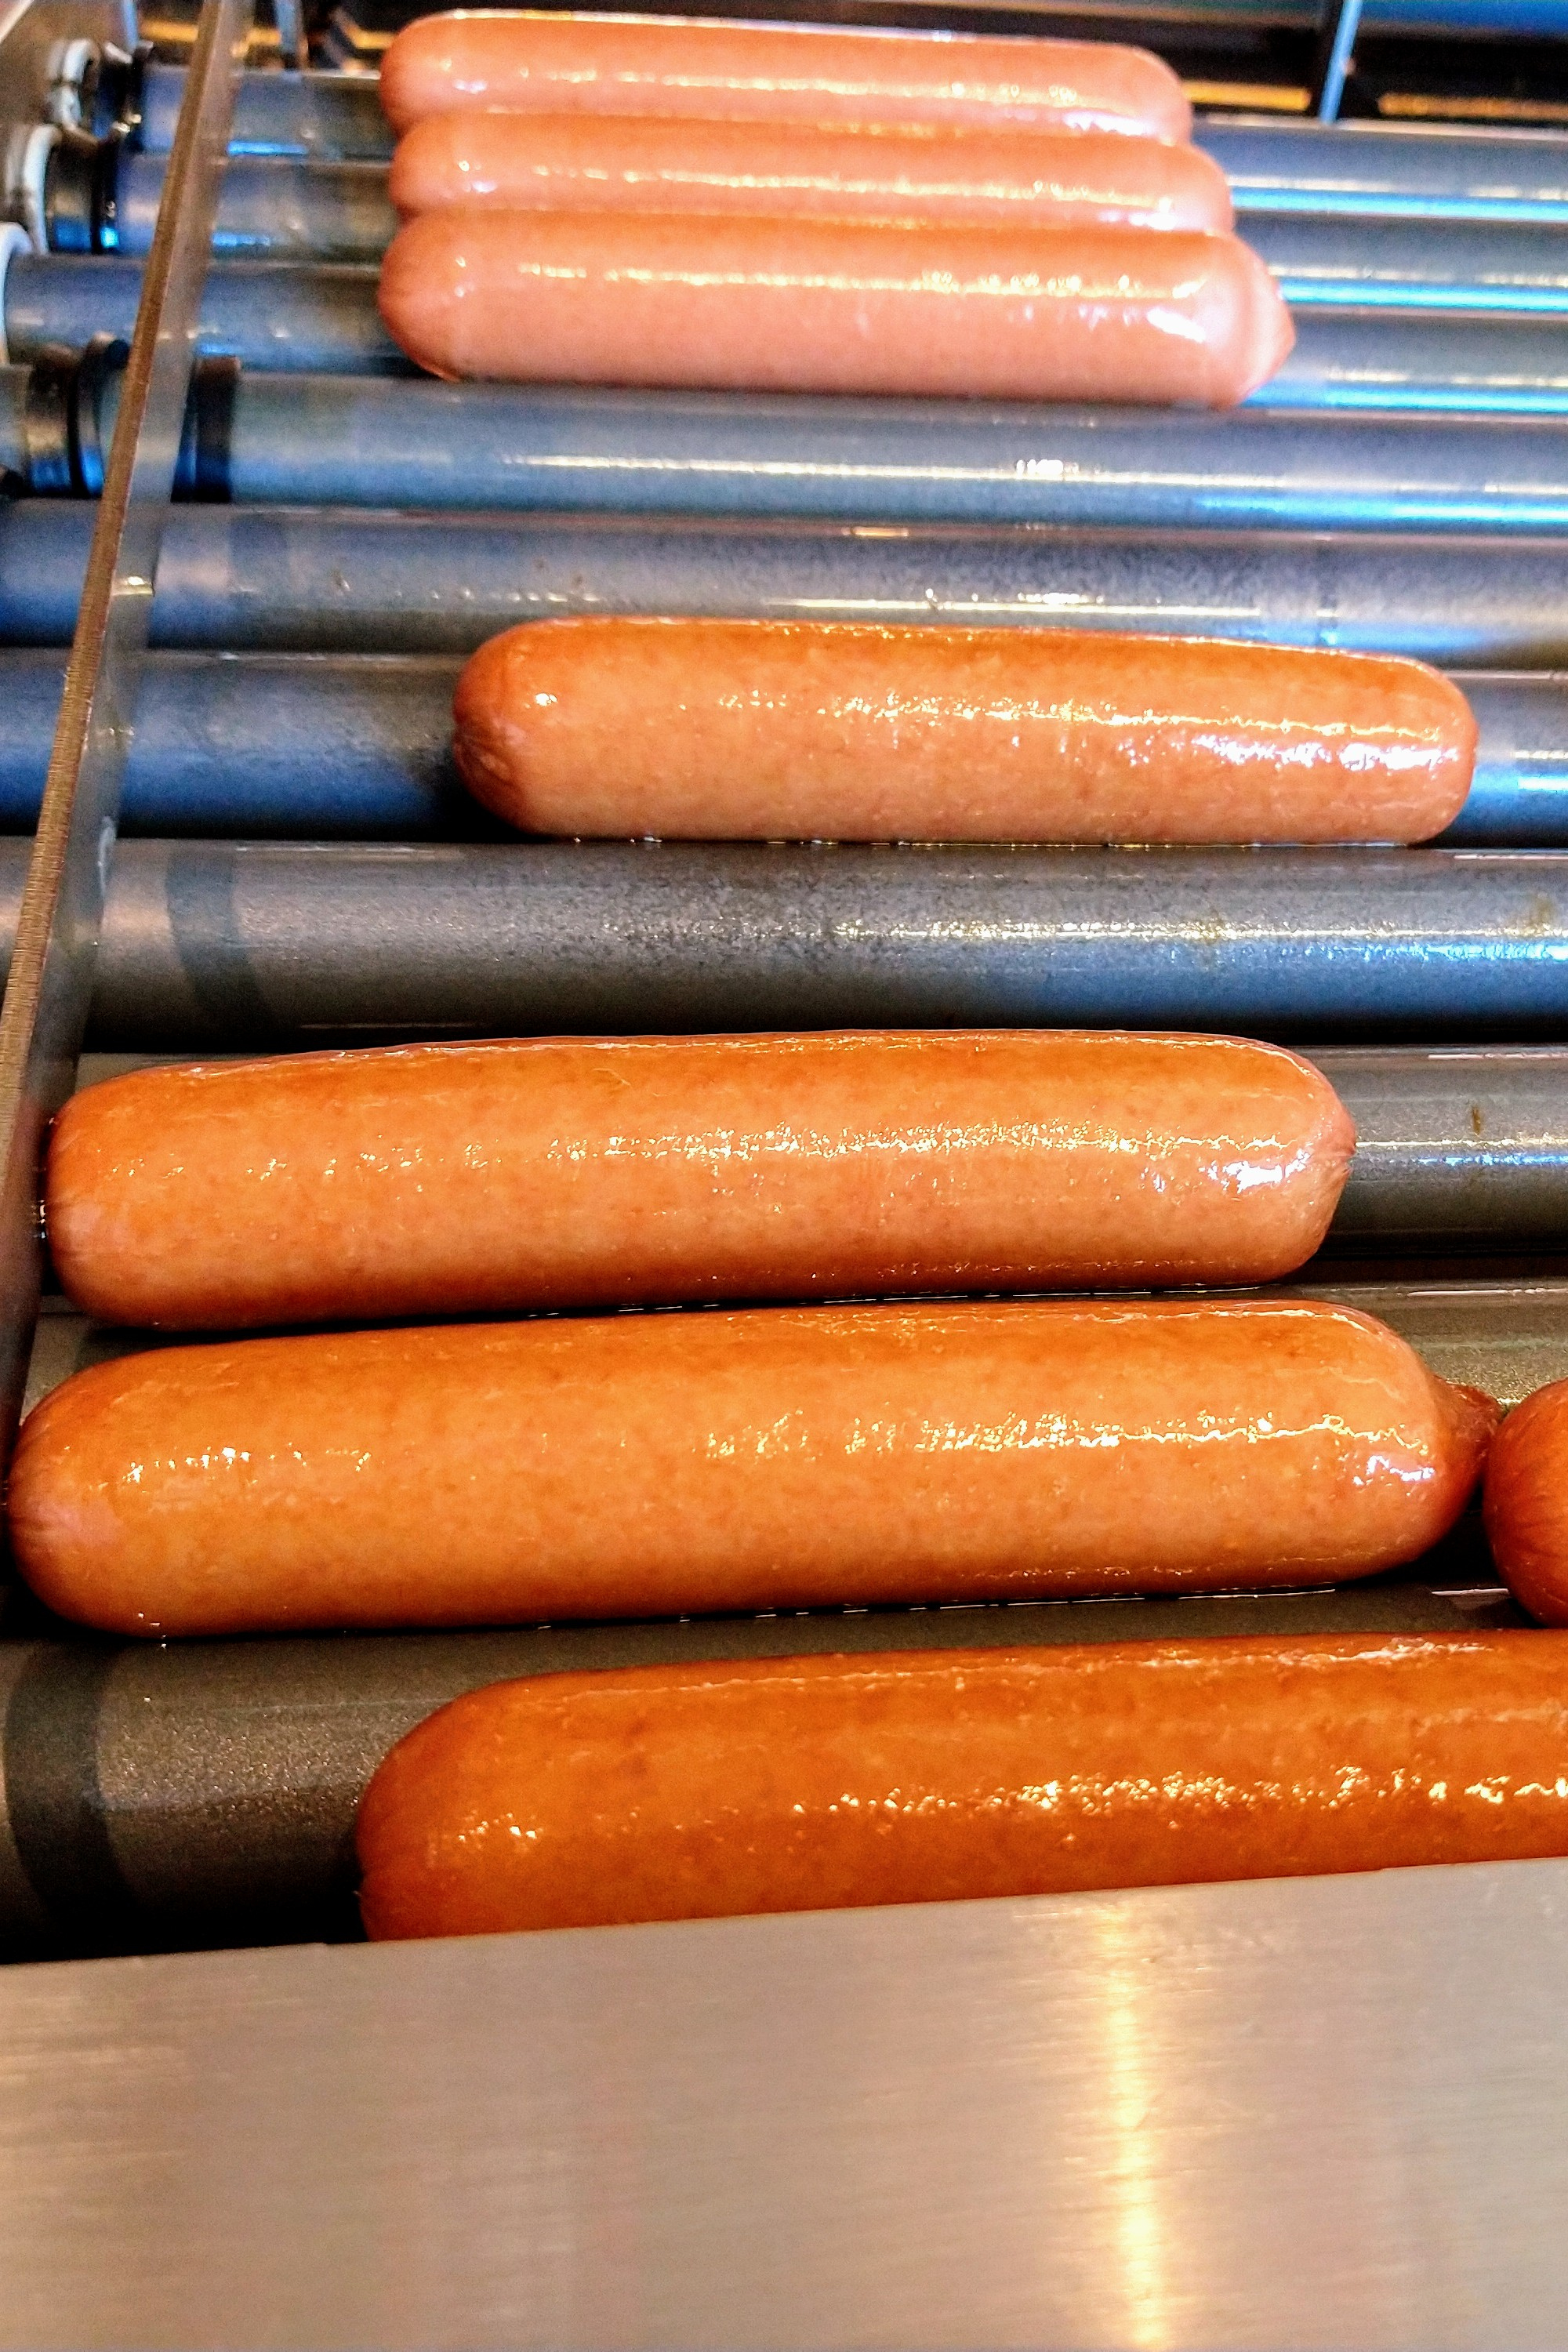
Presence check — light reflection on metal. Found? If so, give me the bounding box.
[0,0,252,1468]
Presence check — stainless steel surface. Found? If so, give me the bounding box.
[1203,115,1568,220]
[0,0,249,1464]
[9,1858,1568,2345]
[0,839,1558,1046]
[0,1570,1507,1958]
[1254,307,1568,416]
[107,152,394,260]
[13,506,1568,663]
[1248,209,1568,311]
[140,60,394,158]
[1314,1046,1568,1247]
[3,254,404,373]
[210,378,1568,532]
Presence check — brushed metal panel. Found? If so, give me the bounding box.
[4,1860,1568,2347]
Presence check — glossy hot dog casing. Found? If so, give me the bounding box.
[378,211,1290,405]
[454,619,1477,845]
[1485,1377,1568,1623]
[389,114,1232,233]
[358,1631,1568,1937]
[46,1030,1355,1330]
[378,12,1192,141]
[9,1298,1497,1638]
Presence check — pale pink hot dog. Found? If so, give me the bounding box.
[378,209,1290,404]
[453,618,1477,845]
[379,12,1192,142]
[390,113,1233,233]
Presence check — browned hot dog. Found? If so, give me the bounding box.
[357,1631,1568,1938]
[1485,1377,1568,1623]
[45,1030,1354,1330]
[9,1298,1496,1638]
[452,619,1477,845]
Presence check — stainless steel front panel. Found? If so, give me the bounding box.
[5,1860,1568,2347]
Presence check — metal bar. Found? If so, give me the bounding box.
[0,0,252,1467]
[1308,0,1364,120]
[0,839,1559,1046]
[2,256,405,376]
[125,376,1568,533]
[108,154,397,263]
[139,61,396,159]
[0,654,1559,845]
[1247,212,1568,313]
[8,506,1568,666]
[1200,118,1568,223]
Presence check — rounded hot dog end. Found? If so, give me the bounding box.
[452,619,1477,847]
[378,13,1193,143]
[356,1630,1568,1940]
[9,1298,1495,1639]
[1485,1377,1568,1624]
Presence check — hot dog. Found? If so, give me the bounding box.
[1485,1377,1568,1623]
[377,211,1290,405]
[389,114,1233,234]
[357,1630,1568,1937]
[9,1298,1496,1639]
[45,1031,1354,1330]
[378,13,1192,143]
[453,619,1477,845]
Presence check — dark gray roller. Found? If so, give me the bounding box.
[140,61,394,160]
[10,505,1568,666]
[107,153,397,263]
[1316,1047,1568,1251]
[186,377,1568,532]
[0,1555,1517,1958]
[1203,118,1568,224]
[2,255,406,376]
[0,653,1559,845]
[0,838,1558,1044]
[1247,212,1568,314]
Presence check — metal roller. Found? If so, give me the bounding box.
[0,652,1559,844]
[1247,212,1568,313]
[44,145,397,263]
[0,254,405,376]
[138,62,394,160]
[1202,118,1568,223]
[7,503,1568,665]
[0,1553,1525,1959]
[36,372,1568,532]
[0,837,1557,1044]
[17,261,1568,418]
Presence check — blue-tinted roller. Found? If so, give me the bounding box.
[103,153,396,262]
[1251,309,1568,416]
[0,255,405,376]
[1203,120,1568,224]
[174,376,1568,535]
[0,652,1556,844]
[1247,212,1568,312]
[4,838,1560,1047]
[139,62,393,160]
[5,503,1568,667]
